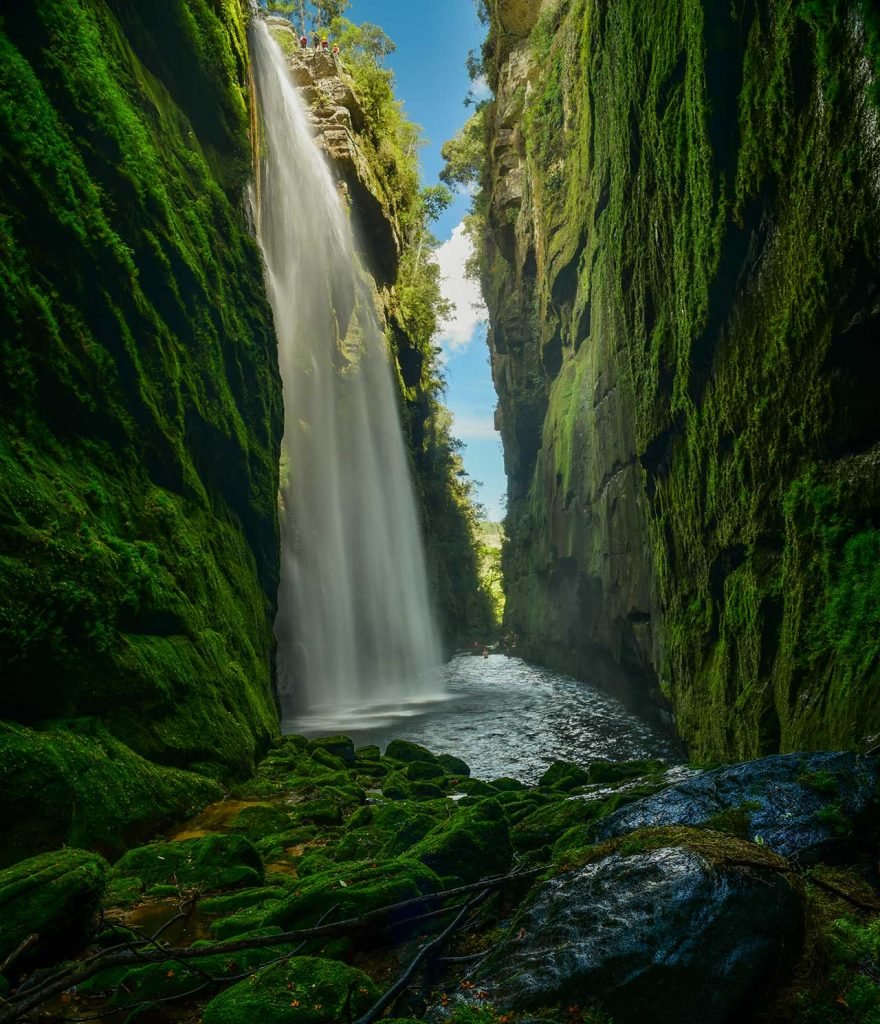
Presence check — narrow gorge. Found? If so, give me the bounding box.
[2,1,880,1022]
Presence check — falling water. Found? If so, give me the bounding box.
[249,21,444,729]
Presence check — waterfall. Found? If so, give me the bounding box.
[249,21,444,729]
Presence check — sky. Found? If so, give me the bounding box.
[346,0,507,521]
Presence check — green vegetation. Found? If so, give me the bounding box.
[0,0,281,828]
[471,0,880,758]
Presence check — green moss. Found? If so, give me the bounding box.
[409,798,512,884]
[0,718,221,867]
[538,761,592,791]
[113,834,264,891]
[202,956,379,1024]
[0,848,108,967]
[0,0,282,787]
[266,858,442,933]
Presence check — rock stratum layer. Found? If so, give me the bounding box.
[481,0,880,758]
[0,0,282,861]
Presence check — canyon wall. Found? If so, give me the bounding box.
[0,0,282,863]
[481,0,880,758]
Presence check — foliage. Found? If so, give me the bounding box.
[261,0,349,34]
[328,16,395,63]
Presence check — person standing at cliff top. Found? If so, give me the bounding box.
[300,34,307,49]
[312,32,320,49]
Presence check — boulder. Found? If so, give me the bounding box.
[0,849,108,969]
[595,751,880,858]
[112,834,263,891]
[449,830,804,1024]
[409,798,512,884]
[202,956,378,1024]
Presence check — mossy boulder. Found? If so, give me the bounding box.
[307,736,356,766]
[0,719,221,867]
[113,834,263,891]
[0,849,108,968]
[437,753,471,777]
[410,798,512,883]
[451,830,804,1023]
[228,803,294,840]
[455,778,498,797]
[335,800,443,862]
[202,956,379,1024]
[406,760,446,782]
[595,752,880,859]
[384,739,439,766]
[266,858,443,934]
[512,797,595,852]
[538,761,592,792]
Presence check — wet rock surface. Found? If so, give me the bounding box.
[594,751,880,858]
[446,834,804,1024]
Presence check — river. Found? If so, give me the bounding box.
[282,653,682,783]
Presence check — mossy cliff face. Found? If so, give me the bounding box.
[0,0,283,846]
[481,0,880,757]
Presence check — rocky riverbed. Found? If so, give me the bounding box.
[2,739,880,1023]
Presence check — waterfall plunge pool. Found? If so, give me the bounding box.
[281,653,683,783]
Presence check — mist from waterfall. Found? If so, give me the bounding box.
[249,21,444,728]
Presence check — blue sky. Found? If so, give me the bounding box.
[347,0,506,521]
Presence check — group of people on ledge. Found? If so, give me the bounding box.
[300,33,340,57]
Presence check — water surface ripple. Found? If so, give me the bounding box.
[283,654,682,783]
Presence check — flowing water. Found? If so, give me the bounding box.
[283,653,683,782]
[250,23,443,719]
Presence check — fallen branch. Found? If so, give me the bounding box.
[352,888,492,1024]
[0,936,38,976]
[1,866,539,1024]
[807,873,880,912]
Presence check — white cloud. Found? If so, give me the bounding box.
[452,412,497,440]
[470,75,492,103]
[436,222,487,353]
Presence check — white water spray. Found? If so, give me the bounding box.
[249,22,444,728]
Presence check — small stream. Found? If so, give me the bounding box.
[282,653,682,783]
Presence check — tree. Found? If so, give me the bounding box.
[440,108,485,191]
[262,0,350,33]
[328,18,395,64]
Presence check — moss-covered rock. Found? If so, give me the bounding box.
[202,956,379,1024]
[307,736,356,766]
[266,858,443,934]
[113,834,263,891]
[0,848,108,968]
[410,798,512,883]
[538,761,592,792]
[437,753,471,777]
[384,739,440,766]
[0,719,221,868]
